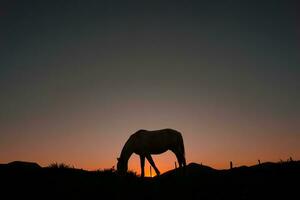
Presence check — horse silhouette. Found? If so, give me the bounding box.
[117,128,186,177]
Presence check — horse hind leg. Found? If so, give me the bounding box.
[172,150,187,177]
[182,154,186,167]
[173,150,185,168]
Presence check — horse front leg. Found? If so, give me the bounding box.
[145,154,160,176]
[140,155,145,178]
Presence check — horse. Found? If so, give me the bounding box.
[117,128,186,177]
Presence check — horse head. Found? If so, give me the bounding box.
[117,157,127,175]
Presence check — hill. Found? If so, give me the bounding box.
[0,160,299,199]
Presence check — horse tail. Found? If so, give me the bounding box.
[179,133,186,166]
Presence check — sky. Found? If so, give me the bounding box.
[0,0,299,176]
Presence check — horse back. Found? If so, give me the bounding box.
[130,129,183,154]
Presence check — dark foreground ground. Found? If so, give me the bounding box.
[0,160,299,200]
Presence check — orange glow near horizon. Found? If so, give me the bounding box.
[0,69,299,177]
[0,99,299,177]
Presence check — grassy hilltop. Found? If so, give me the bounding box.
[1,160,299,200]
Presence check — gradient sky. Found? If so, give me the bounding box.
[0,0,299,175]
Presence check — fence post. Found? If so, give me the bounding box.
[258,159,261,165]
[230,161,233,169]
[150,166,152,177]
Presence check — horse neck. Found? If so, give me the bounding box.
[120,139,134,164]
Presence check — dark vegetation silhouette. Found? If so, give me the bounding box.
[1,159,299,200]
[48,162,74,169]
[117,128,186,177]
[0,131,298,199]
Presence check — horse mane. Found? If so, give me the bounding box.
[134,129,146,134]
[178,131,185,158]
[119,134,135,162]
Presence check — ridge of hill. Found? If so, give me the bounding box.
[1,160,299,199]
